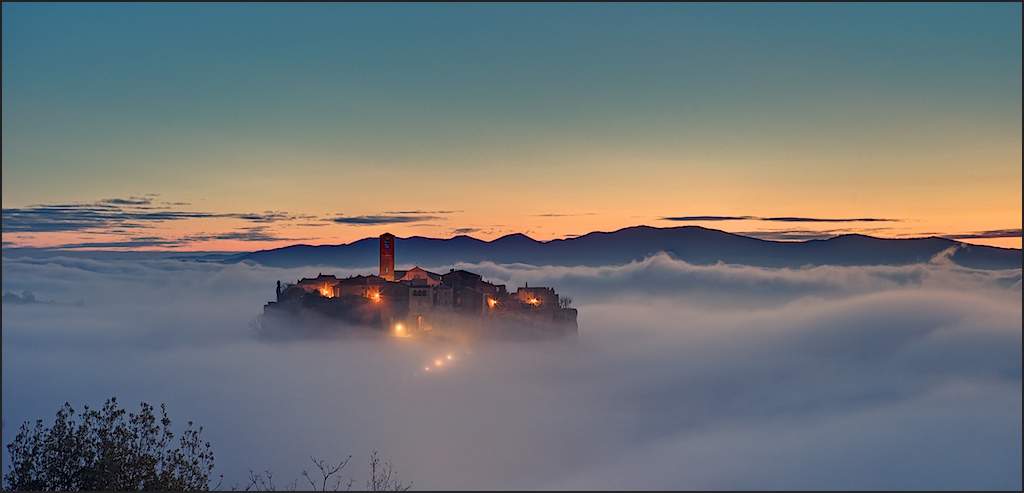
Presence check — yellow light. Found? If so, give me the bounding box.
[370,290,382,302]
[446,354,453,360]
[527,297,540,305]
[435,359,443,366]
[319,286,333,298]
[488,298,498,308]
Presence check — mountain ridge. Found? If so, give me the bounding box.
[227,225,1021,270]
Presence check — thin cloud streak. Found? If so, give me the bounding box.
[383,210,460,215]
[663,215,756,221]
[330,215,441,225]
[736,230,837,241]
[762,217,898,223]
[944,229,1023,240]
[534,213,597,217]
[53,238,189,249]
[1,198,309,234]
[99,196,158,206]
[330,210,458,225]
[662,215,899,223]
[181,227,297,244]
[50,228,306,249]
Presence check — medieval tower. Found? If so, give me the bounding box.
[380,232,395,281]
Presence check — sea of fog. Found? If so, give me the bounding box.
[2,251,1021,490]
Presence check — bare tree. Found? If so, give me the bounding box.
[367,451,411,491]
[242,469,296,491]
[302,455,353,491]
[243,453,405,491]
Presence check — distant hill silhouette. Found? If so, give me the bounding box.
[227,226,1022,270]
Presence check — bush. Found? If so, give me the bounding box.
[3,397,216,491]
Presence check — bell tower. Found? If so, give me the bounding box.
[380,232,395,281]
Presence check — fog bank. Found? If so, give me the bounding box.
[3,253,1020,489]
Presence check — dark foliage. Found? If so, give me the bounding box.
[3,397,216,491]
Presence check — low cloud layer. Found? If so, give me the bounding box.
[2,252,1020,489]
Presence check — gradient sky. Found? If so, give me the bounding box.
[3,3,1021,251]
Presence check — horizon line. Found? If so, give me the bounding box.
[3,224,1021,254]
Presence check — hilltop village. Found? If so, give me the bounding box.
[262,233,578,341]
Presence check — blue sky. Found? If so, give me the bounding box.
[3,3,1021,250]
